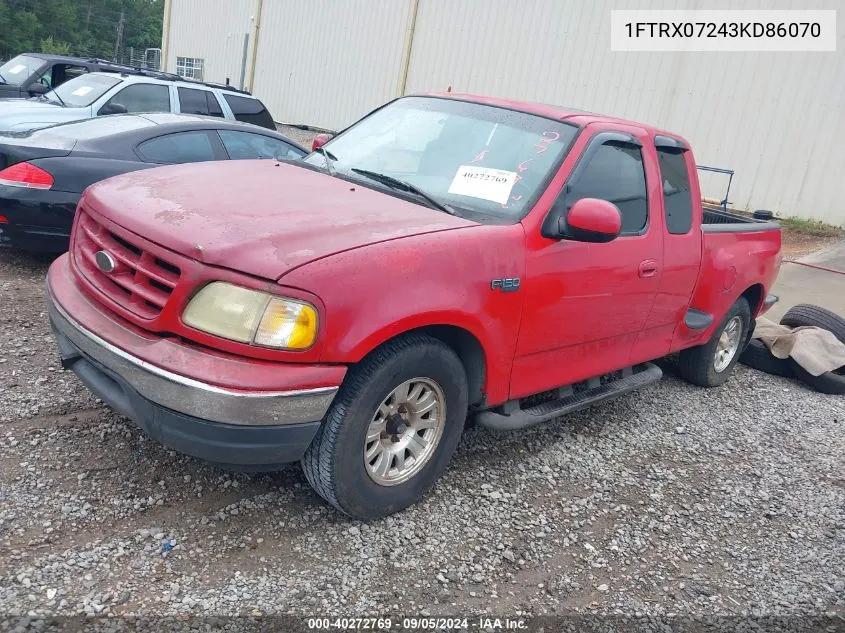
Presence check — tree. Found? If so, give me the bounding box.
[40,36,73,56]
[0,0,163,62]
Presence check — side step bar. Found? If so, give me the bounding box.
[476,363,663,432]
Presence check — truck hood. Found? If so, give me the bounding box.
[0,99,87,131]
[83,160,478,281]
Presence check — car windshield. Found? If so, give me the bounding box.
[43,74,122,107]
[303,96,578,220]
[0,55,43,86]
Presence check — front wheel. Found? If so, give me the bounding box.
[301,334,468,519]
[678,297,751,387]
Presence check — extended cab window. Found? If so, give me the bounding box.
[101,84,171,114]
[137,131,216,164]
[566,141,648,234]
[657,148,693,235]
[218,130,304,160]
[223,94,275,129]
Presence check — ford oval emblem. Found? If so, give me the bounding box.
[95,250,117,273]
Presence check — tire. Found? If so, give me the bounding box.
[678,297,751,387]
[301,334,468,519]
[791,362,845,395]
[739,338,794,378]
[779,304,845,345]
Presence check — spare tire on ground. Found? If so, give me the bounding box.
[777,303,845,395]
[739,338,794,378]
[790,362,845,395]
[779,304,845,345]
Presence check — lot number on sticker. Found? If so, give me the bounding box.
[448,165,517,204]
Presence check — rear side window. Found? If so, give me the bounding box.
[223,94,275,130]
[565,141,648,234]
[218,130,305,160]
[137,131,216,164]
[657,148,693,235]
[178,87,211,115]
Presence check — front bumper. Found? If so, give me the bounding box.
[47,255,345,467]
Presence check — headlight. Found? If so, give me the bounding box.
[182,282,317,350]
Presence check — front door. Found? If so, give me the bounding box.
[510,123,664,399]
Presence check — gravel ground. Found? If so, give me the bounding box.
[0,245,843,629]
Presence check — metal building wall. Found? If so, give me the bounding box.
[165,0,845,224]
[250,0,414,132]
[403,0,845,225]
[164,0,255,88]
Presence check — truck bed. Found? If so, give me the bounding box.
[702,207,780,233]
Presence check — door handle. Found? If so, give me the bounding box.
[638,259,659,278]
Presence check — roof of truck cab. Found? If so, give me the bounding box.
[425,92,682,139]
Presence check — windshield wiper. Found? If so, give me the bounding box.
[0,71,6,84]
[313,147,337,176]
[46,90,65,106]
[350,168,457,216]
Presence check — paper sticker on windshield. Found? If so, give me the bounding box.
[9,65,26,74]
[448,166,517,204]
[71,86,93,97]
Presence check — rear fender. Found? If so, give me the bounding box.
[673,229,781,349]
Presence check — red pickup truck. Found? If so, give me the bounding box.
[46,94,782,519]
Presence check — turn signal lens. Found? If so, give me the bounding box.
[0,162,54,189]
[182,282,318,350]
[254,298,318,349]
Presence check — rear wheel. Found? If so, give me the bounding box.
[301,334,468,519]
[678,298,751,387]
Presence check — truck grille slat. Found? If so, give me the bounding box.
[74,209,182,320]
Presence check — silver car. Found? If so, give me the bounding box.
[0,71,277,132]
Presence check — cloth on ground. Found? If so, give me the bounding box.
[753,317,845,377]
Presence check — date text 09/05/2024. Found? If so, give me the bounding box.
[306,617,528,630]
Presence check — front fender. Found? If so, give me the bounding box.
[280,223,526,405]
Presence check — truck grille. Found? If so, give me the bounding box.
[74,209,182,319]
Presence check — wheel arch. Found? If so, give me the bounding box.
[352,323,488,409]
[740,283,765,317]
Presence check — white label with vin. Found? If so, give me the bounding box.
[448,165,517,204]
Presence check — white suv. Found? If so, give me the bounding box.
[0,71,276,132]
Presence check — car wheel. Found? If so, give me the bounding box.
[779,304,845,345]
[678,297,751,387]
[301,334,468,519]
[739,338,794,378]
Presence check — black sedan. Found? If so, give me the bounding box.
[0,113,307,252]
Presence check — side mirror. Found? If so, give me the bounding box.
[99,103,128,116]
[28,83,49,96]
[311,133,333,152]
[559,198,622,243]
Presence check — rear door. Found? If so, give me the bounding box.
[640,136,703,357]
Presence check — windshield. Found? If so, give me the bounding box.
[304,96,578,220]
[43,74,122,107]
[0,55,44,86]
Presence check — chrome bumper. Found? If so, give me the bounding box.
[48,296,338,427]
